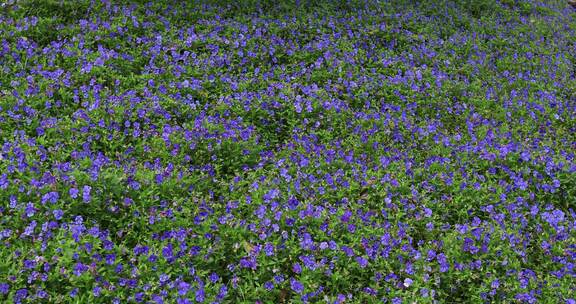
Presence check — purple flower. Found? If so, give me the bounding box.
[0,283,9,295]
[0,174,8,189]
[274,275,285,284]
[0,229,11,240]
[53,209,64,220]
[542,209,565,227]
[162,244,173,259]
[177,281,190,296]
[403,278,413,287]
[292,263,302,274]
[341,246,354,257]
[69,187,79,199]
[356,256,368,268]
[264,281,274,291]
[93,286,102,297]
[195,288,205,303]
[335,294,347,304]
[218,285,228,299]
[515,292,537,303]
[209,273,219,283]
[105,254,116,265]
[41,191,59,204]
[73,262,88,276]
[159,274,170,285]
[264,243,274,256]
[239,257,257,269]
[22,221,37,237]
[36,290,47,299]
[134,245,149,256]
[177,298,191,304]
[70,221,85,242]
[68,288,81,299]
[25,203,36,217]
[15,289,28,302]
[290,278,304,294]
[82,185,92,203]
[437,253,449,272]
[23,259,36,269]
[302,255,318,270]
[300,233,314,250]
[155,174,163,185]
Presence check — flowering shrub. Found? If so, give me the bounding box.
[0,0,575,303]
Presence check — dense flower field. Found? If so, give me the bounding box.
[1,0,575,303]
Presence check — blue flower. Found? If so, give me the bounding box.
[264,243,274,256]
[437,253,449,273]
[177,281,190,296]
[0,283,9,295]
[73,263,88,276]
[391,297,403,304]
[403,278,413,287]
[0,174,8,189]
[290,278,304,294]
[69,187,79,199]
[105,254,116,265]
[195,288,205,303]
[209,273,219,283]
[93,286,102,297]
[162,244,173,259]
[41,191,59,204]
[14,289,28,302]
[293,263,302,274]
[356,256,368,268]
[82,185,92,203]
[24,203,36,218]
[53,209,64,220]
[542,209,565,228]
[70,288,78,298]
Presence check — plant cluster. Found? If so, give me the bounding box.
[0,0,575,303]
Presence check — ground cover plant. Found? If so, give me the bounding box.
[0,0,575,303]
